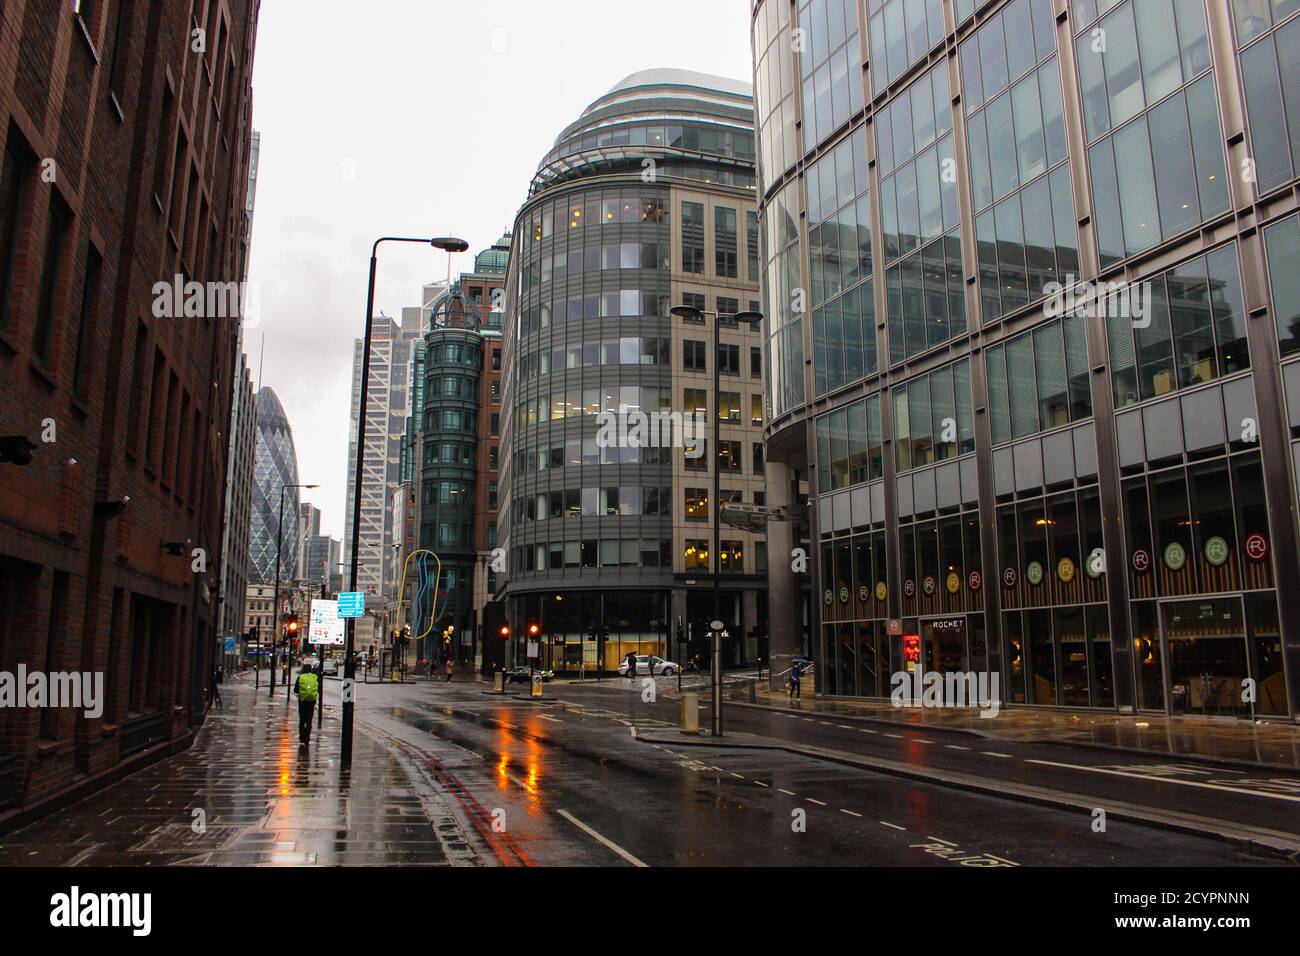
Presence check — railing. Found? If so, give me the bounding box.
[119,713,168,756]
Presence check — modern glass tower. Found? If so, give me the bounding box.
[249,387,301,585]
[499,69,772,672]
[753,0,1300,718]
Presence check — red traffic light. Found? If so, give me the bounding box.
[527,623,540,637]
[499,624,510,638]
[286,618,300,634]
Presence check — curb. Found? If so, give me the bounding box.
[633,729,1300,860]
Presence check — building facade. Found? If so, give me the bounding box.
[249,386,301,585]
[0,0,259,825]
[498,70,770,672]
[342,311,423,647]
[753,0,1300,718]
[218,354,256,644]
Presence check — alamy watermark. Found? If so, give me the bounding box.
[595,409,706,458]
[890,669,1000,718]
[152,274,260,327]
[0,666,103,718]
[1044,274,1152,327]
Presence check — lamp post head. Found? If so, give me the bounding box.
[430,237,469,253]
[734,310,764,328]
[670,304,703,321]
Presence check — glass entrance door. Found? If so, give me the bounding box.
[1160,597,1250,717]
[923,618,967,674]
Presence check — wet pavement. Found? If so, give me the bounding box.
[0,674,488,866]
[2,672,1294,867]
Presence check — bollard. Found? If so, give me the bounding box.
[748,679,757,703]
[681,692,700,734]
[493,671,505,693]
[530,673,544,699]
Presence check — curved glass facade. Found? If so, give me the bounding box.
[501,70,766,671]
[249,387,300,584]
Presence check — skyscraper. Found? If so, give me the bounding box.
[753,0,1300,718]
[497,70,770,671]
[250,388,302,585]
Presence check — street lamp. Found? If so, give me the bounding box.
[669,304,763,738]
[271,482,318,697]
[342,235,467,768]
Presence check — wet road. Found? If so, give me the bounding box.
[358,679,1289,867]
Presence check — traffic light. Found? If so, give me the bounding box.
[286,616,300,637]
[528,623,540,638]
[499,624,510,638]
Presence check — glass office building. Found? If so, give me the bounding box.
[753,0,1300,718]
[499,70,773,672]
[249,387,301,585]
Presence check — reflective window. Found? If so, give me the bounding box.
[1237,10,1300,194]
[801,0,862,150]
[1264,212,1300,356]
[682,201,705,273]
[893,358,974,472]
[817,393,883,492]
[869,0,945,93]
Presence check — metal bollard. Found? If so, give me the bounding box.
[493,671,504,693]
[681,692,700,734]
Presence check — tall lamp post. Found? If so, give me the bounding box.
[271,482,318,696]
[669,305,763,738]
[342,235,468,768]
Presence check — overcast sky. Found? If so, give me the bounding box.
[246,0,754,540]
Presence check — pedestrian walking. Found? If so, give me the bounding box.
[293,663,320,745]
[625,650,637,680]
[788,659,802,700]
[444,656,454,682]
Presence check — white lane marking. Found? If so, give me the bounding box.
[556,809,648,867]
[915,739,935,744]
[879,821,906,831]
[806,798,827,806]
[883,733,903,738]
[730,773,745,779]
[836,724,854,729]
[754,781,769,787]
[839,809,863,817]
[819,721,835,726]
[778,788,796,796]
[926,836,958,846]
[538,715,562,723]
[945,745,971,751]
[983,752,1013,759]
[859,728,878,734]
[1024,759,1300,803]
[508,773,536,794]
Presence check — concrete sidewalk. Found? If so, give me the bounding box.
[0,674,486,866]
[720,680,1300,769]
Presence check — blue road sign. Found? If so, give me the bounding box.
[224,636,236,653]
[337,591,365,618]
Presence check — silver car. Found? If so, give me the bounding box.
[618,655,678,677]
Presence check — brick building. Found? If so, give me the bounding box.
[0,0,259,827]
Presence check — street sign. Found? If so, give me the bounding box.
[337,591,365,618]
[224,636,236,653]
[308,599,346,646]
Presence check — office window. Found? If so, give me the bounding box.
[720,541,744,574]
[31,195,71,367]
[719,342,740,375]
[685,488,709,522]
[751,394,764,426]
[1108,243,1249,408]
[718,391,741,422]
[684,339,706,371]
[753,442,765,474]
[751,346,762,377]
[682,201,705,273]
[685,540,710,571]
[801,0,862,150]
[719,440,742,473]
[715,206,738,277]
[747,210,760,280]
[0,139,32,332]
[1265,212,1300,357]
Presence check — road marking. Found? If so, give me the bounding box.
[806,798,827,806]
[914,739,935,744]
[883,733,903,738]
[836,724,854,729]
[839,809,863,817]
[879,821,906,831]
[1024,759,1300,802]
[983,752,1013,759]
[556,809,648,867]
[926,836,958,846]
[819,721,835,726]
[507,773,536,794]
[945,744,970,751]
[859,728,877,734]
[538,715,562,723]
[778,788,796,796]
[730,773,745,779]
[753,781,769,787]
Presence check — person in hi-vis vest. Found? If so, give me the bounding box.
[293,664,320,745]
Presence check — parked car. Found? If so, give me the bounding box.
[618,655,678,677]
[321,658,339,676]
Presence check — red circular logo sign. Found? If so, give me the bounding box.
[1131,549,1151,574]
[903,579,916,597]
[1245,533,1268,562]
[1002,567,1017,588]
[857,585,870,603]
[968,570,983,592]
